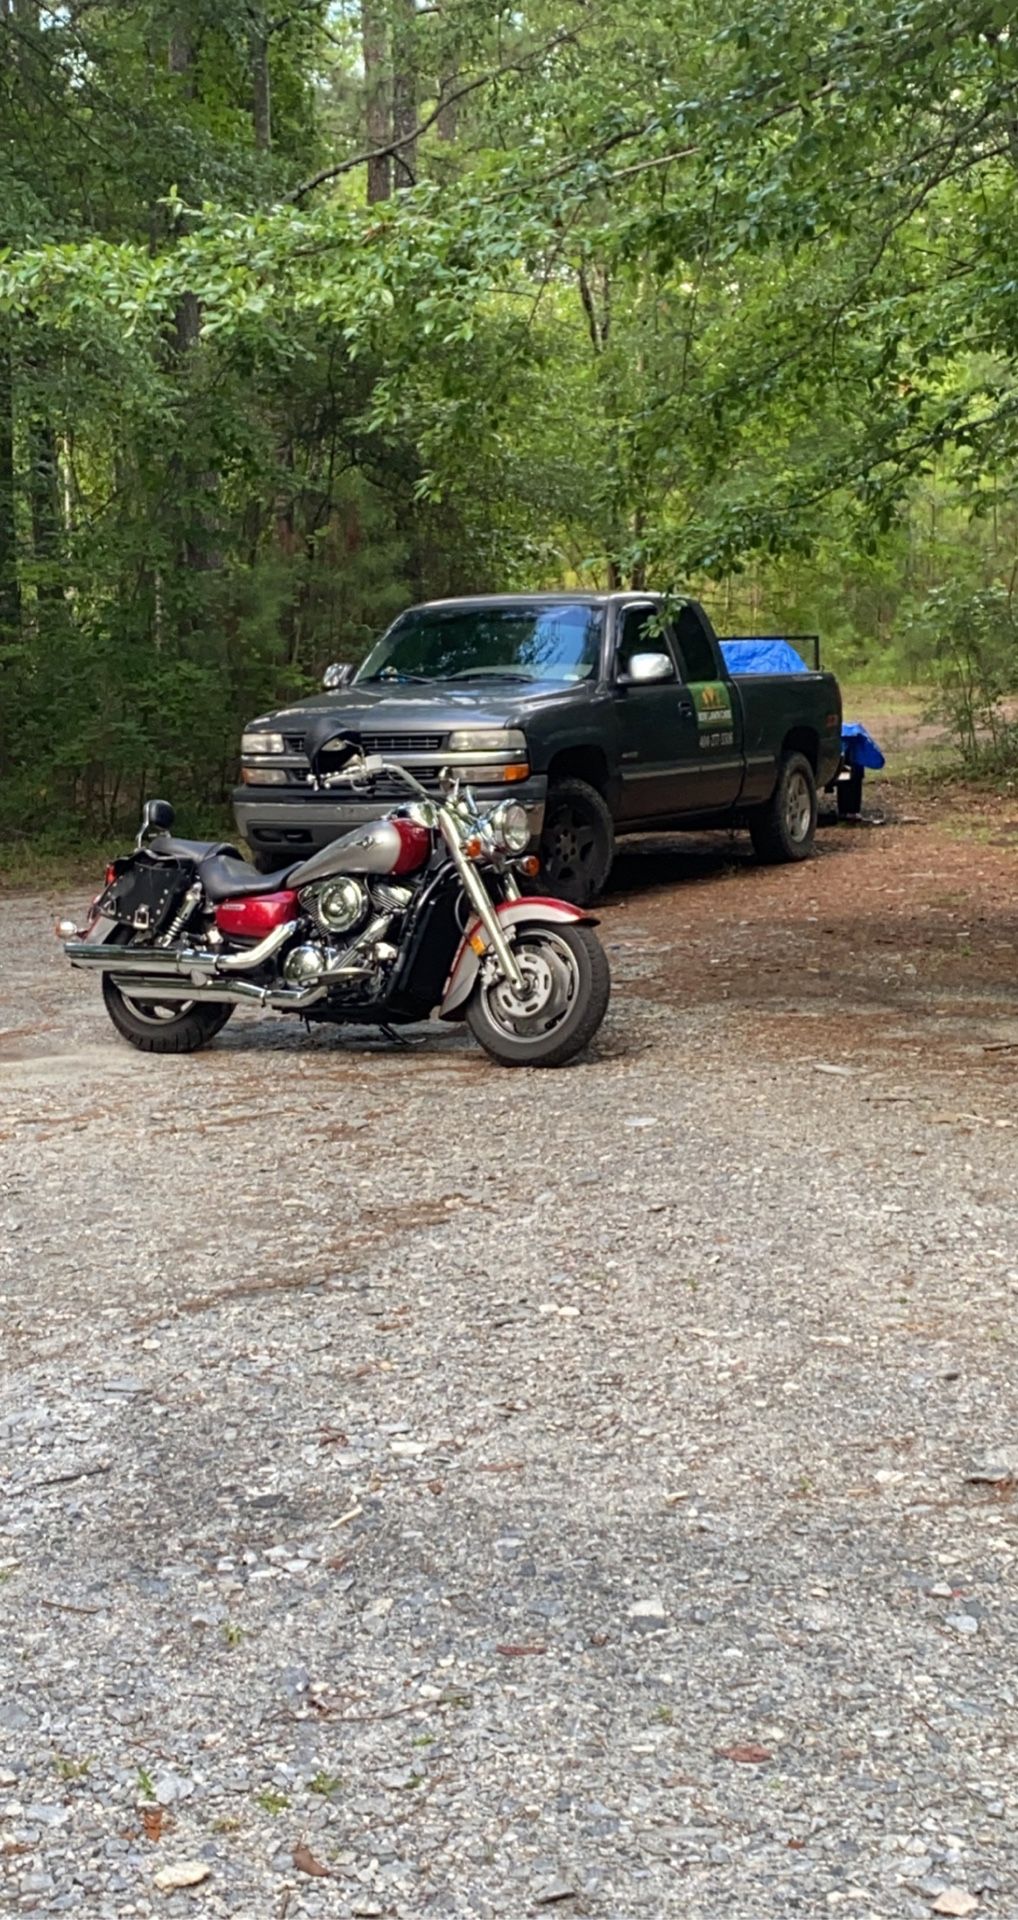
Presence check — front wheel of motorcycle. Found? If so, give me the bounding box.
[465,923,610,1068]
[101,928,234,1055]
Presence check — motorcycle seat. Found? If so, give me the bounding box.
[149,834,240,863]
[199,852,302,903]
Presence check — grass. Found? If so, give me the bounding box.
[0,804,240,894]
[255,1789,291,1815]
[307,1769,343,1797]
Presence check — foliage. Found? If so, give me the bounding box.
[904,583,1018,768]
[3,0,1018,841]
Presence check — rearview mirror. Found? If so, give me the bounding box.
[323,661,354,690]
[621,651,674,685]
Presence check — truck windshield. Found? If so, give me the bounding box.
[357,604,603,685]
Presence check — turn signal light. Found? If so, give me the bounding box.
[462,835,484,858]
[519,856,540,876]
[504,763,530,783]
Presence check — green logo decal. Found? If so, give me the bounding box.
[689,681,734,751]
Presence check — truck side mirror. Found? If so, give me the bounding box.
[323,662,354,690]
[620,651,674,685]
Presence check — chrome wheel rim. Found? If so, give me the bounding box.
[482,932,579,1044]
[784,771,813,843]
[120,994,196,1023]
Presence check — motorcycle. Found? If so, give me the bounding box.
[57,740,611,1069]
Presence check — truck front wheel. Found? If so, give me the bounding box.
[539,777,615,905]
[749,752,818,864]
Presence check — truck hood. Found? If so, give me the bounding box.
[252,679,592,733]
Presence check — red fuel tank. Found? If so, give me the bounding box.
[392,818,431,874]
[215,889,299,938]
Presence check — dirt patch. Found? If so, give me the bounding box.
[601,780,1018,1081]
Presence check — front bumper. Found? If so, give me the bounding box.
[232,776,549,863]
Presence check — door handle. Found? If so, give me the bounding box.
[676,693,695,718]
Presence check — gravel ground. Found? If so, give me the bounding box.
[2,804,1018,1919]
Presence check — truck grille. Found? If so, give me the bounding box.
[278,729,448,791]
[360,731,447,754]
[282,730,447,756]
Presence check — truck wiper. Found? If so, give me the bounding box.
[362,670,434,684]
[445,669,537,683]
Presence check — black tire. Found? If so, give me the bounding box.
[539,777,615,905]
[101,929,234,1055]
[749,751,818,864]
[465,922,610,1067]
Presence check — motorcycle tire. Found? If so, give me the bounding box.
[101,928,234,1055]
[465,922,610,1067]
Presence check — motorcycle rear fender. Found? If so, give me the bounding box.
[438,897,597,1020]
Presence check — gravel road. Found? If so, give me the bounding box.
[2,807,1018,1919]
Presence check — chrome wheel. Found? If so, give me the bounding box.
[465,922,611,1068]
[784,769,813,844]
[482,932,579,1043]
[119,994,197,1024]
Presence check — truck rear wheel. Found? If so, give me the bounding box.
[538,778,615,906]
[749,752,817,864]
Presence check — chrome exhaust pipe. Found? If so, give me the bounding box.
[107,973,331,1012]
[65,920,298,978]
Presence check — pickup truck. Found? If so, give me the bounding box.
[234,593,843,903]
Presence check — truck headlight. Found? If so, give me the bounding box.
[486,801,531,852]
[241,730,285,755]
[447,728,527,756]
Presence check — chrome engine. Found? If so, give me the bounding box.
[283,942,330,986]
[311,875,368,934]
[285,875,418,997]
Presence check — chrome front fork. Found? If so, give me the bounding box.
[439,813,525,992]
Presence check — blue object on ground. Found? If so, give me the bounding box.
[720,638,810,676]
[840,722,886,771]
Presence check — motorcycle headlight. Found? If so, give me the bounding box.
[487,801,531,853]
[241,730,285,755]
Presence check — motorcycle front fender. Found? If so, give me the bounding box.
[438,896,597,1020]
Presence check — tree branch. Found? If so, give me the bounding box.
[286,27,576,204]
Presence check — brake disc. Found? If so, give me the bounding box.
[491,947,572,1031]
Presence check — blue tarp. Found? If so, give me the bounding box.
[840,721,885,771]
[718,638,886,772]
[720,638,810,676]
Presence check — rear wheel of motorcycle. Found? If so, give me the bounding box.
[101,929,234,1055]
[465,923,610,1068]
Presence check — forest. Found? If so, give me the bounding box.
[2,0,1018,837]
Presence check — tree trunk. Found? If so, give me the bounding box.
[168,14,195,92]
[437,79,459,145]
[391,0,418,189]
[250,17,272,151]
[0,328,19,642]
[28,410,62,603]
[362,0,391,204]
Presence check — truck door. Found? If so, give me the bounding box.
[612,602,704,821]
[671,605,744,811]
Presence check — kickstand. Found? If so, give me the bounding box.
[379,1023,413,1049]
